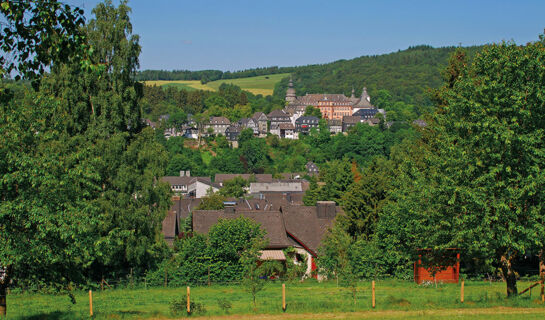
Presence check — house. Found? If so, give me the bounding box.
[161,171,193,196]
[342,116,361,132]
[295,116,319,134]
[191,200,342,277]
[284,105,306,126]
[207,116,230,135]
[306,162,319,175]
[249,181,303,194]
[252,112,268,136]
[352,108,378,120]
[143,119,157,129]
[182,125,199,139]
[268,109,291,136]
[225,125,242,141]
[162,197,202,246]
[286,79,376,120]
[215,173,273,186]
[161,171,221,198]
[238,118,259,135]
[279,123,297,139]
[327,119,342,134]
[188,177,221,198]
[363,118,381,126]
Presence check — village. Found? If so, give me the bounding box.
[144,80,389,142]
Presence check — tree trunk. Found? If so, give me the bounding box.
[539,249,545,277]
[0,268,7,316]
[500,255,518,297]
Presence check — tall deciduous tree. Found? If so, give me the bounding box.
[0,1,171,312]
[386,38,545,296]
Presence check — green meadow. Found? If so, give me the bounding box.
[143,73,289,96]
[5,279,545,319]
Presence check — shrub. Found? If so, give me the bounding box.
[170,296,206,316]
[217,298,232,313]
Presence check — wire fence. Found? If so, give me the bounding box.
[7,270,544,293]
[3,275,545,318]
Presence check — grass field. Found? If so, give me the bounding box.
[142,73,289,96]
[4,279,545,319]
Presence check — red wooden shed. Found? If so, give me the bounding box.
[414,249,460,284]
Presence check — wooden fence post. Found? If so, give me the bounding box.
[187,286,191,314]
[372,281,376,308]
[461,278,464,303]
[89,290,93,317]
[282,283,286,312]
[541,275,545,303]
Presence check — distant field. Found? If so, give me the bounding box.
[143,80,211,91]
[6,279,545,319]
[142,73,289,96]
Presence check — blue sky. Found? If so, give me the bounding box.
[70,0,545,71]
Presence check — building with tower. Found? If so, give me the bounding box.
[285,79,378,121]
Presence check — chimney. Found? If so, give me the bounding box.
[316,201,336,219]
[180,170,185,177]
[186,170,190,177]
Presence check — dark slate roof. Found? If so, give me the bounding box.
[267,109,290,118]
[215,174,273,184]
[180,198,202,218]
[161,176,194,186]
[225,125,241,133]
[281,204,342,255]
[252,112,267,121]
[209,116,230,125]
[278,123,295,130]
[327,119,342,126]
[353,108,378,118]
[296,94,352,104]
[355,87,374,108]
[258,192,305,208]
[192,210,291,248]
[162,210,177,240]
[238,118,257,127]
[342,116,362,124]
[295,116,319,124]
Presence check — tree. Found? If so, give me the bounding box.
[240,139,269,173]
[386,38,545,296]
[0,1,87,81]
[219,177,249,198]
[241,236,268,308]
[207,217,266,281]
[340,158,392,239]
[0,2,172,311]
[303,106,322,118]
[196,191,226,210]
[303,159,354,205]
[318,223,358,304]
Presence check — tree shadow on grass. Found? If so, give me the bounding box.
[18,310,145,319]
[17,311,75,320]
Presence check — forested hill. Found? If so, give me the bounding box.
[138,45,483,105]
[273,45,483,106]
[135,66,296,83]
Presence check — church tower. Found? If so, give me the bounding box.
[285,77,297,103]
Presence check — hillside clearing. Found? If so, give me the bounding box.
[142,73,290,96]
